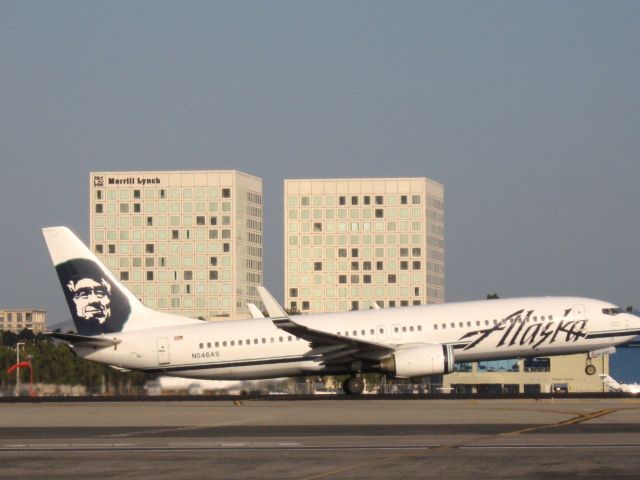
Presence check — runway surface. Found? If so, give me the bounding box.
[1,398,640,479]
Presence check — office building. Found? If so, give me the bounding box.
[0,309,47,333]
[284,177,444,313]
[90,170,263,320]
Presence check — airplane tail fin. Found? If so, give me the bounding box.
[43,226,199,336]
[599,374,622,391]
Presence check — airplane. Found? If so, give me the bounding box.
[43,226,640,395]
[599,374,640,394]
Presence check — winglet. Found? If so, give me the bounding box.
[247,303,265,319]
[257,286,288,319]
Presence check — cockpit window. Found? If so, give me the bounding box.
[602,307,623,315]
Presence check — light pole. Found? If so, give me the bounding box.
[15,342,24,397]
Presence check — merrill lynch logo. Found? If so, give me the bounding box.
[93,176,160,186]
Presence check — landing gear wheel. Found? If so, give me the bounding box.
[343,376,365,395]
[585,364,597,376]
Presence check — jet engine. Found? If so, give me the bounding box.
[379,344,455,378]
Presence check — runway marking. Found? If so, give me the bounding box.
[502,408,617,435]
[296,408,620,480]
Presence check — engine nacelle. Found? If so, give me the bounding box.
[380,344,455,378]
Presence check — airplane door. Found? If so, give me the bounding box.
[157,337,170,365]
[572,304,586,320]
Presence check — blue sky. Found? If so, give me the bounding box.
[2,0,639,366]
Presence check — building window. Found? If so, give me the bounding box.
[313,222,322,232]
[339,196,346,205]
[351,196,358,205]
[351,301,359,310]
[223,243,230,253]
[314,262,323,271]
[351,248,359,257]
[196,216,205,225]
[121,272,129,281]
[388,274,397,283]
[108,244,116,254]
[363,196,370,205]
[400,195,408,205]
[95,204,103,213]
[302,301,310,310]
[209,271,218,280]
[146,271,154,281]
[146,217,153,226]
[375,196,384,205]
[210,257,218,266]
[95,244,104,254]
[339,275,347,284]
[184,271,193,280]
[375,209,384,218]
[222,188,231,198]
[133,190,141,199]
[133,203,141,213]
[338,248,347,258]
[145,244,154,253]
[376,261,384,270]
[289,288,298,298]
[412,261,421,270]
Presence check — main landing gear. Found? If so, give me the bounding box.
[342,376,364,395]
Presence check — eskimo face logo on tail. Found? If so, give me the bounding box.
[56,258,131,335]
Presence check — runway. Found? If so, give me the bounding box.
[2,398,640,479]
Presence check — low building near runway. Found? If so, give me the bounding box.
[0,309,46,334]
[441,353,609,394]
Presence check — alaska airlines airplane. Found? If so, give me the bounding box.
[600,374,640,394]
[43,226,640,395]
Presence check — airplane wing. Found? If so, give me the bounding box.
[257,287,394,365]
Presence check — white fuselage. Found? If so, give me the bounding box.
[76,296,640,380]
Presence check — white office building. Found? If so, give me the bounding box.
[284,177,444,313]
[90,170,263,320]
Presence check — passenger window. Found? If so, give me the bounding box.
[230,341,235,346]
[459,322,463,328]
[199,343,203,349]
[442,324,446,329]
[402,327,406,332]
[238,340,243,346]
[207,342,211,348]
[549,315,553,321]
[223,341,227,347]
[450,323,455,328]
[215,342,219,348]
[434,324,438,330]
[417,325,422,331]
[409,326,414,332]
[262,338,266,344]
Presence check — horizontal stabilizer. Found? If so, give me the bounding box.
[46,332,121,348]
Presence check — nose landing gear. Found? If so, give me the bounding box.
[585,363,597,376]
